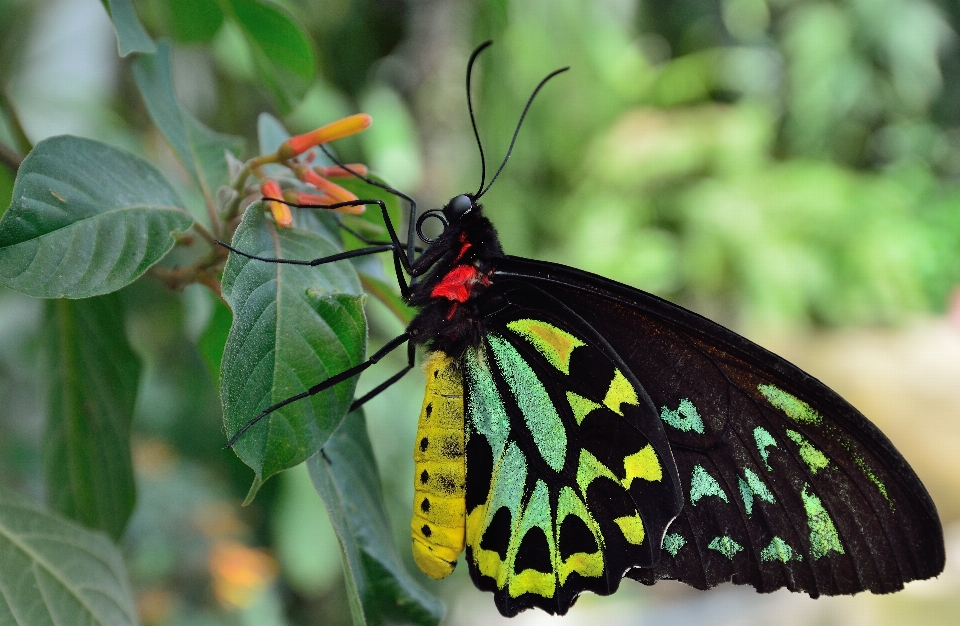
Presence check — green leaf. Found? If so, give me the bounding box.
[166,0,225,43]
[198,295,233,381]
[0,485,138,626]
[132,41,245,208]
[308,413,444,626]
[104,0,156,55]
[257,112,292,156]
[226,0,316,112]
[221,206,366,481]
[0,136,194,298]
[44,294,140,540]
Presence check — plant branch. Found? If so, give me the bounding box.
[0,140,22,173]
[0,88,31,154]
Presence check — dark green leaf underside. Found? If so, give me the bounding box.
[44,293,140,540]
[220,206,366,480]
[308,413,444,626]
[0,135,193,298]
[132,42,245,205]
[0,485,138,626]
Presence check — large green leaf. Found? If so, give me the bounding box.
[221,206,366,481]
[103,0,156,55]
[166,0,225,43]
[308,413,444,626]
[0,485,138,626]
[226,0,316,112]
[132,42,245,208]
[0,136,194,298]
[44,293,140,540]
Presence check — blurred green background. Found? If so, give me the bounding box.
[1,0,959,624]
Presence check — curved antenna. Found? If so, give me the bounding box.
[476,66,569,199]
[467,40,493,197]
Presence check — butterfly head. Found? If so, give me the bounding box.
[416,194,480,244]
[445,194,476,221]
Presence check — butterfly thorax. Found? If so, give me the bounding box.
[408,202,504,355]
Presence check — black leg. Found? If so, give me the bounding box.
[287,198,413,273]
[226,332,411,448]
[288,197,413,297]
[337,222,424,253]
[348,341,416,411]
[318,145,420,268]
[216,240,395,266]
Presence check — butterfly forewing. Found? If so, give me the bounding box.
[494,256,944,596]
[461,289,683,616]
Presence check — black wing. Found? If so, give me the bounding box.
[493,256,945,597]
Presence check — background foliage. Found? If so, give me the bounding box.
[0,0,958,625]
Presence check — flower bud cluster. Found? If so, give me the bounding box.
[249,114,372,228]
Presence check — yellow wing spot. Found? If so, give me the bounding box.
[614,514,646,545]
[576,449,619,498]
[558,552,604,585]
[509,569,556,599]
[507,319,585,374]
[622,444,662,488]
[566,391,602,425]
[603,369,639,415]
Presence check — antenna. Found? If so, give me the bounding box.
[475,65,569,199]
[467,41,493,197]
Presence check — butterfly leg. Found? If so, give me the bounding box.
[337,222,424,254]
[349,340,417,412]
[226,331,412,448]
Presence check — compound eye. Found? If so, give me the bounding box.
[444,194,474,220]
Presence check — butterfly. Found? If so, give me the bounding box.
[223,42,945,617]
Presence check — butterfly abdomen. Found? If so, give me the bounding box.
[411,351,468,579]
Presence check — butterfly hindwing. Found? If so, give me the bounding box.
[461,289,684,616]
[493,257,944,596]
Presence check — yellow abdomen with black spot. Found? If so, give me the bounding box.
[411,351,466,579]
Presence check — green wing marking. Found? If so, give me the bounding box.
[801,484,844,559]
[759,384,822,425]
[660,398,705,433]
[662,533,687,556]
[566,391,601,425]
[761,537,801,563]
[851,452,892,506]
[488,334,567,472]
[708,536,743,560]
[786,430,829,474]
[690,464,728,505]
[737,467,775,515]
[465,344,510,460]
[753,426,779,471]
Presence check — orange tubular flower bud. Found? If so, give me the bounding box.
[277,114,372,160]
[292,192,337,206]
[261,179,292,228]
[302,169,365,214]
[319,164,369,178]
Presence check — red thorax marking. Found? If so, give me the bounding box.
[452,232,472,263]
[431,264,480,303]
